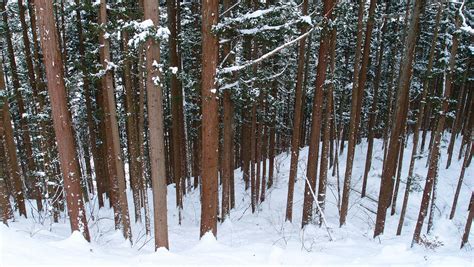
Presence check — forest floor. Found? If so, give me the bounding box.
[1,135,473,265]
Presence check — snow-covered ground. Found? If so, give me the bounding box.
[1,136,472,265]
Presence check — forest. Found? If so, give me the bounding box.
[0,0,472,265]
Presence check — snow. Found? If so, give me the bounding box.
[1,135,472,266]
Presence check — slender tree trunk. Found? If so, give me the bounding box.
[200,0,219,238]
[339,0,367,226]
[99,0,131,241]
[301,0,335,227]
[168,0,185,217]
[35,0,90,241]
[361,2,389,197]
[450,142,472,220]
[396,2,443,235]
[412,14,459,246]
[374,0,425,238]
[285,0,308,222]
[446,62,470,168]
[1,0,41,211]
[122,30,142,223]
[460,192,474,249]
[317,26,337,225]
[143,0,169,249]
[0,61,27,217]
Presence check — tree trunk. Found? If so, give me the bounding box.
[374,0,425,238]
[122,30,142,223]
[412,14,459,246]
[285,0,308,222]
[301,0,335,227]
[361,2,390,197]
[446,62,470,169]
[396,1,443,235]
[0,60,27,217]
[99,0,131,241]
[200,0,219,238]
[1,0,41,211]
[35,0,90,241]
[460,192,474,249]
[339,0,367,226]
[143,0,169,249]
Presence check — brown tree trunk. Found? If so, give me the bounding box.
[374,0,425,238]
[285,0,308,222]
[361,2,389,197]
[450,142,472,220]
[75,0,98,198]
[221,0,235,219]
[446,62,470,168]
[200,0,219,238]
[143,0,169,249]
[412,15,460,245]
[0,61,27,217]
[168,0,185,216]
[1,0,41,211]
[301,0,335,227]
[122,30,142,223]
[317,26,337,225]
[268,83,277,189]
[460,192,474,249]
[35,0,90,241]
[396,1,443,235]
[99,0,131,241]
[339,0,367,226]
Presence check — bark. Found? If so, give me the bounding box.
[75,0,97,197]
[339,0,366,226]
[460,192,474,249]
[317,27,337,225]
[361,2,390,197]
[200,0,219,238]
[301,0,335,227]
[143,0,169,249]
[0,60,27,217]
[99,0,131,241]
[221,90,233,219]
[285,0,308,222]
[221,0,235,218]
[1,0,41,211]
[450,142,472,219]
[250,103,257,213]
[0,131,12,225]
[374,0,425,238]
[35,0,90,241]
[390,128,406,216]
[122,30,142,222]
[168,0,185,215]
[268,82,277,189]
[412,14,459,246]
[396,1,443,235]
[446,62,470,168]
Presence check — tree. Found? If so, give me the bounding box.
[0,57,26,218]
[143,0,169,250]
[301,0,335,227]
[374,0,426,238]
[200,0,219,238]
[412,12,460,245]
[1,0,41,211]
[396,1,443,235]
[34,0,90,241]
[339,0,366,226]
[99,0,131,241]
[461,192,474,249]
[285,0,308,222]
